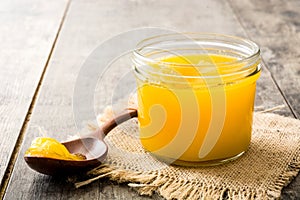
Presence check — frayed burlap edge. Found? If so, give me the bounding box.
[74,164,274,199]
[74,150,300,200]
[72,105,300,200]
[266,149,300,198]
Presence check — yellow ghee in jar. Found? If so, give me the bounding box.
[25,137,85,161]
[137,54,260,163]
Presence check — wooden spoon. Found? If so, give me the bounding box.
[24,108,137,175]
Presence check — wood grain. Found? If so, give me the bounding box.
[228,0,300,118]
[228,0,300,198]
[3,0,297,199]
[0,0,68,189]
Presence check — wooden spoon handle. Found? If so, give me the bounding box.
[100,108,138,137]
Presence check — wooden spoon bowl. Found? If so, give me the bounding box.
[24,109,137,175]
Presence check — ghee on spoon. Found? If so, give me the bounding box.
[24,109,137,175]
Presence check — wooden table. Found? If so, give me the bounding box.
[0,0,299,199]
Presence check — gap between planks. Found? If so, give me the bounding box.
[226,0,298,119]
[0,0,72,198]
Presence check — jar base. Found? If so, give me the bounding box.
[150,151,246,167]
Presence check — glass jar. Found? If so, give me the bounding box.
[132,33,260,166]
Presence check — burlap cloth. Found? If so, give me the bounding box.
[75,109,300,200]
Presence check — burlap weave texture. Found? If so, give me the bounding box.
[76,111,300,200]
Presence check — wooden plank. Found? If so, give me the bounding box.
[227,0,300,198]
[228,0,300,118]
[3,0,295,199]
[0,0,69,191]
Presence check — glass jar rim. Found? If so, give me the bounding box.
[133,32,260,68]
